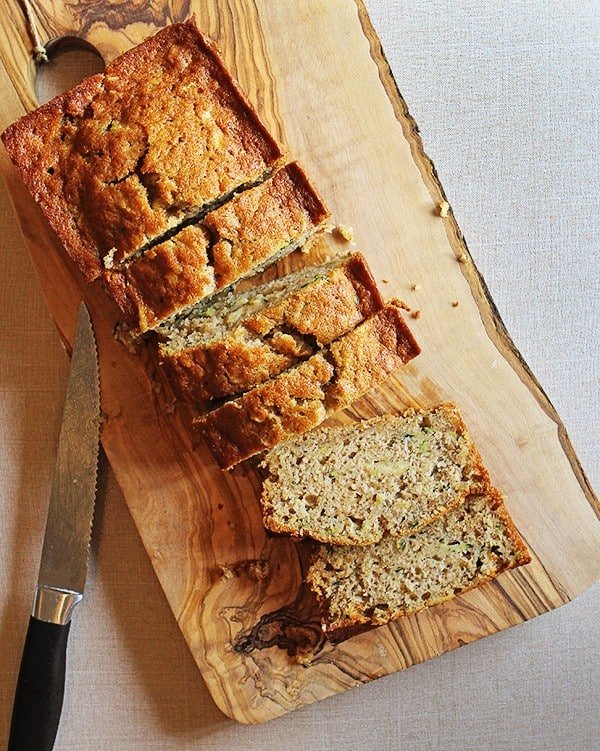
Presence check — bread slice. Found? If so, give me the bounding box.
[101,162,329,334]
[260,404,490,545]
[157,252,383,403]
[306,487,530,635]
[195,300,420,468]
[1,19,282,281]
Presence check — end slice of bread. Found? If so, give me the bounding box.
[260,404,489,545]
[306,487,530,635]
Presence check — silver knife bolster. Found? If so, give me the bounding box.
[32,586,83,625]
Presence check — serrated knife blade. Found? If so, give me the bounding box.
[8,302,100,751]
[37,302,100,604]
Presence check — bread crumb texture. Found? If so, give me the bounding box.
[260,404,489,545]
[334,224,355,243]
[219,559,270,582]
[307,488,530,633]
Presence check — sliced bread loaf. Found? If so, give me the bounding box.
[102,162,329,334]
[260,404,489,545]
[306,488,530,634]
[195,300,420,468]
[156,252,383,403]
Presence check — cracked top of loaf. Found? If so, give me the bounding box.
[101,162,329,334]
[1,18,282,281]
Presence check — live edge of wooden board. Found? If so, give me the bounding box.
[0,0,598,725]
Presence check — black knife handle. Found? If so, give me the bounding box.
[8,616,71,751]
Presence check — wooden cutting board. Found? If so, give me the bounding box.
[1,0,599,725]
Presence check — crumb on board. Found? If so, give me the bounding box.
[295,650,318,666]
[114,325,137,354]
[451,300,460,308]
[333,224,355,243]
[457,253,467,263]
[438,200,449,217]
[220,566,236,580]
[103,248,117,269]
[381,278,389,284]
[410,282,421,291]
[219,559,271,582]
[410,310,421,319]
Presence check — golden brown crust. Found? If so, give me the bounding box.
[1,19,282,282]
[101,162,329,332]
[197,355,335,468]
[102,225,215,332]
[194,302,420,468]
[161,339,307,407]
[245,252,383,343]
[325,300,419,409]
[160,252,383,403]
[201,162,329,290]
[343,253,387,319]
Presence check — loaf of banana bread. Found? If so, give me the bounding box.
[1,19,282,281]
[101,162,329,334]
[157,252,382,402]
[194,300,420,468]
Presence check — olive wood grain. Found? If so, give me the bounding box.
[0,0,598,724]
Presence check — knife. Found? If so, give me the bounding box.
[8,303,100,751]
